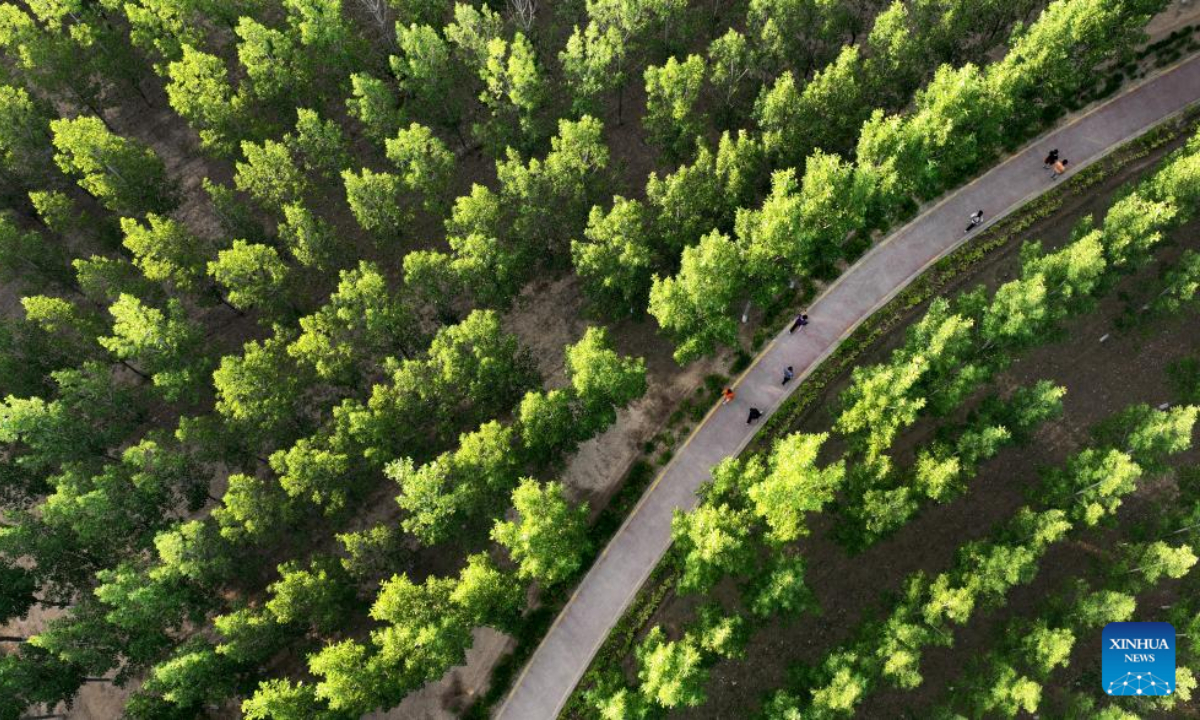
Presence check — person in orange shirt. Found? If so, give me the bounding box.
[721,387,735,404]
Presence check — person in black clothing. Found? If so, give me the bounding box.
[789,313,809,333]
[782,366,795,385]
[747,407,763,424]
[965,209,984,233]
[1043,148,1059,169]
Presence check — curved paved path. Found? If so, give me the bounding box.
[495,55,1200,720]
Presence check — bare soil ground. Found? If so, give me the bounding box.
[660,113,1200,720]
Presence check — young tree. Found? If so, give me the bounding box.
[571,197,655,317]
[491,479,589,586]
[672,503,755,594]
[648,230,745,364]
[100,295,209,401]
[566,326,647,436]
[384,122,455,213]
[267,557,357,634]
[643,54,706,158]
[236,138,309,213]
[342,167,409,241]
[119,214,209,292]
[637,627,708,709]
[476,33,546,149]
[748,433,846,544]
[51,117,175,215]
[207,240,292,318]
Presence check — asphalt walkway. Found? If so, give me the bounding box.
[495,54,1200,720]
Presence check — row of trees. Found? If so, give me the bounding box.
[575,123,1200,716]
[645,0,1164,363]
[760,401,1196,718]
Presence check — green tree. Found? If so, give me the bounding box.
[214,606,288,665]
[289,108,350,182]
[0,84,52,182]
[236,138,308,213]
[637,626,707,708]
[267,557,356,634]
[342,167,408,241]
[270,437,354,514]
[643,54,706,158]
[346,72,401,144]
[207,240,291,318]
[571,197,655,317]
[566,326,647,436]
[516,389,579,467]
[648,230,745,364]
[100,295,208,401]
[245,678,348,719]
[492,479,589,586]
[476,33,546,148]
[672,503,755,594]
[213,333,310,448]
[143,638,237,710]
[288,261,412,382]
[393,23,463,133]
[384,122,455,213]
[279,202,337,268]
[748,433,846,544]
[390,422,518,544]
[166,45,246,156]
[51,116,175,215]
[119,214,208,291]
[707,29,756,116]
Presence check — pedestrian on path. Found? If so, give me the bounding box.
[965,209,984,233]
[1043,148,1059,168]
[1051,158,1069,180]
[789,312,809,333]
[747,407,763,424]
[722,387,735,404]
[782,366,795,385]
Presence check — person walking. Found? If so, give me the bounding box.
[965,209,984,233]
[747,407,763,424]
[1051,158,1069,180]
[722,387,735,405]
[782,366,795,385]
[1043,148,1059,169]
[789,313,809,333]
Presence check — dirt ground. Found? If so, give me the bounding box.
[661,115,1200,720]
